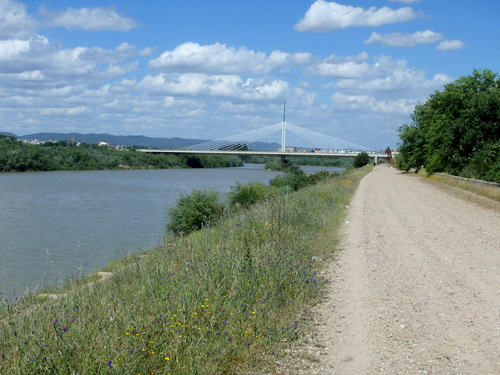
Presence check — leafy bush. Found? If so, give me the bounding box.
[167,189,223,234]
[270,165,308,191]
[229,181,278,208]
[264,159,288,171]
[353,151,371,168]
[306,170,338,185]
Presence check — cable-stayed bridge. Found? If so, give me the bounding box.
[138,121,390,163]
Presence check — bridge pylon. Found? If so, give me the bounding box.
[281,101,287,152]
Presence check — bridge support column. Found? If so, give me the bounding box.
[281,101,287,152]
[281,120,287,152]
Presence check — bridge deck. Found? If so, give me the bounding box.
[137,149,388,159]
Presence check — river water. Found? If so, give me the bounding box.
[0,164,341,300]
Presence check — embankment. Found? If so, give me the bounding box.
[0,166,371,374]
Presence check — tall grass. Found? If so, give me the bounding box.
[0,166,370,374]
[428,173,500,202]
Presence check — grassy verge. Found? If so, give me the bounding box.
[0,166,371,374]
[426,173,500,202]
[413,169,500,212]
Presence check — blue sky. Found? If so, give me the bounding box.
[1,0,499,149]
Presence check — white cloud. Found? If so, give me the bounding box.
[40,5,137,32]
[436,40,466,52]
[312,52,372,78]
[312,54,453,118]
[289,52,313,65]
[331,92,417,114]
[138,72,289,101]
[0,33,140,84]
[18,70,44,80]
[0,38,31,60]
[0,0,38,39]
[365,30,444,47]
[139,47,155,57]
[41,106,89,116]
[295,0,418,32]
[336,65,451,95]
[148,42,306,75]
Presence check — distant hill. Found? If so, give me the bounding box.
[19,132,207,148]
[0,132,18,139]
[1,132,282,151]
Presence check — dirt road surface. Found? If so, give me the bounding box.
[310,166,500,374]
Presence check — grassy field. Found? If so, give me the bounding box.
[0,166,371,374]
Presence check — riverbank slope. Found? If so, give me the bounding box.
[0,166,370,374]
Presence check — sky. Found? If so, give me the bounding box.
[1,0,499,149]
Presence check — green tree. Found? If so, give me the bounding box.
[353,152,371,168]
[397,69,500,182]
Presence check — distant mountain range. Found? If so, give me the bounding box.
[1,132,282,151]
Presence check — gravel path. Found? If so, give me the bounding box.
[310,165,500,374]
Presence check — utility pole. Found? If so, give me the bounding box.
[281,101,287,152]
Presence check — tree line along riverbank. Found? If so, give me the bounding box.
[0,134,355,172]
[0,163,371,374]
[0,135,243,171]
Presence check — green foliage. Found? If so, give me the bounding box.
[267,162,339,193]
[229,181,278,209]
[167,189,223,235]
[185,154,242,168]
[306,170,339,185]
[353,151,371,168]
[269,163,308,191]
[0,140,242,172]
[281,156,353,168]
[264,159,288,171]
[397,69,500,182]
[264,156,352,170]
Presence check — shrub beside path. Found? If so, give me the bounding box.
[308,165,500,374]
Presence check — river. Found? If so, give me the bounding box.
[0,164,342,300]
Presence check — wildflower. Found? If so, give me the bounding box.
[165,357,170,360]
